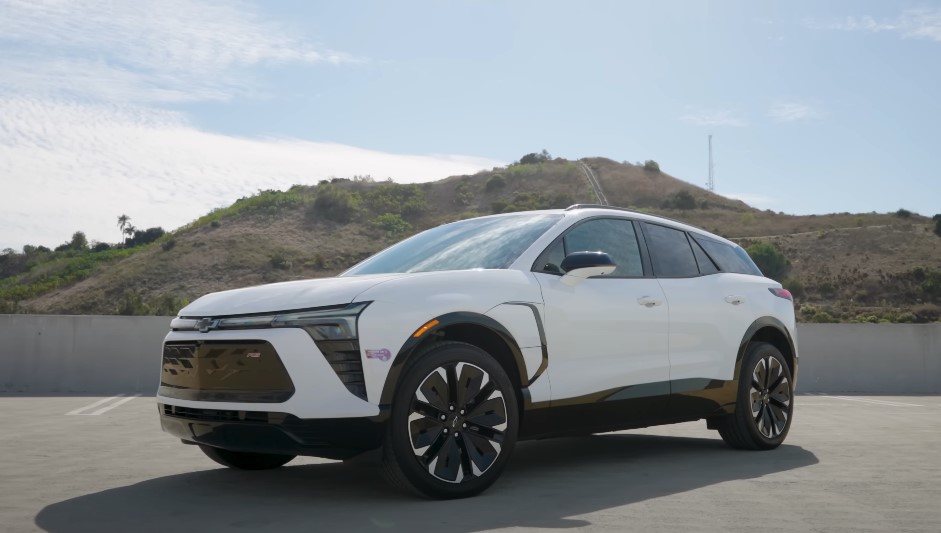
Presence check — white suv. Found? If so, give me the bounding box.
[158,205,798,499]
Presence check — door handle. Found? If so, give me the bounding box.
[725,295,745,305]
[637,296,663,308]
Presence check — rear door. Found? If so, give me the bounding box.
[642,224,762,393]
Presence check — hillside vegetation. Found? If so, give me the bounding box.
[2,155,939,323]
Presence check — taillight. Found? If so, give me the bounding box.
[769,288,793,301]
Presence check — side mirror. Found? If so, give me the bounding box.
[560,251,616,285]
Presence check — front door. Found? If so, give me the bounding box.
[532,217,670,433]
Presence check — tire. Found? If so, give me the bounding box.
[381,341,519,499]
[198,445,295,470]
[716,342,794,450]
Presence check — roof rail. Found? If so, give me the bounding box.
[565,204,633,212]
[564,204,713,235]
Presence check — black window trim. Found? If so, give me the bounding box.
[639,221,707,279]
[530,215,653,279]
[689,232,720,276]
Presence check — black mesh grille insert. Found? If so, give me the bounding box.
[161,404,273,423]
[314,340,366,400]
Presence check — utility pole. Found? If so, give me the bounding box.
[706,134,715,192]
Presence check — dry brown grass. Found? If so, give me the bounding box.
[14,158,941,321]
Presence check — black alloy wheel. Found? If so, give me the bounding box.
[382,341,519,499]
[716,342,794,450]
[750,353,791,439]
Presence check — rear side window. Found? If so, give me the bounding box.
[692,235,763,276]
[644,223,699,278]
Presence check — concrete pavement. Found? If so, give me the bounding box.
[1,395,939,532]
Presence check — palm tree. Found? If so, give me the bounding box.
[123,225,136,246]
[117,214,130,245]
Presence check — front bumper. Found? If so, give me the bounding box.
[157,328,384,458]
[156,328,380,420]
[159,404,384,459]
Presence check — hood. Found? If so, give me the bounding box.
[179,274,406,317]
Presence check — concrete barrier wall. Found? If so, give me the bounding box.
[1,315,939,394]
[796,324,941,393]
[0,315,171,394]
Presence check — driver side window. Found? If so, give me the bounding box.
[533,218,644,277]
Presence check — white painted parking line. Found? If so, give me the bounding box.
[811,394,923,407]
[65,394,141,415]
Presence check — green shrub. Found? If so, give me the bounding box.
[519,150,551,165]
[934,214,941,237]
[152,293,188,316]
[362,183,427,220]
[371,213,411,238]
[661,190,696,210]
[810,311,837,323]
[210,220,221,228]
[161,239,176,251]
[783,277,805,298]
[643,160,660,172]
[69,231,88,251]
[922,270,941,296]
[746,241,789,281]
[116,289,150,315]
[453,179,475,207]
[312,184,361,222]
[125,227,165,247]
[896,312,917,323]
[270,253,292,270]
[485,175,506,192]
[491,200,508,214]
[895,208,913,218]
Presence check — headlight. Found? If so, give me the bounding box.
[271,302,369,340]
[173,302,371,340]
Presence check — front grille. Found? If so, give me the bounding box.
[159,341,295,403]
[315,340,366,400]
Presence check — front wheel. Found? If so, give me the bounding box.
[198,445,295,470]
[716,342,794,450]
[381,341,519,499]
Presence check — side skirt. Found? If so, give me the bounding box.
[520,378,737,440]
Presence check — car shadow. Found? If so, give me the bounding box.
[35,433,817,532]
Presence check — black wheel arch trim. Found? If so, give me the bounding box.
[737,316,798,384]
[378,310,540,406]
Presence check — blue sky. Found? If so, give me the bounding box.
[1,0,940,250]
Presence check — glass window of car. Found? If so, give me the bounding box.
[533,218,644,277]
[343,214,563,275]
[691,237,720,275]
[644,223,699,278]
[691,235,763,276]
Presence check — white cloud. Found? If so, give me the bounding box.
[0,97,505,250]
[768,101,820,123]
[679,109,748,128]
[724,193,776,208]
[805,8,941,42]
[0,0,359,103]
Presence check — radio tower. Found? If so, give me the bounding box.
[706,134,715,192]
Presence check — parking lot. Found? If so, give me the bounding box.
[1,395,939,533]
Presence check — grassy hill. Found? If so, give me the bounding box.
[2,156,939,323]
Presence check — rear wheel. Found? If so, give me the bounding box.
[381,341,519,499]
[716,342,793,450]
[198,445,295,470]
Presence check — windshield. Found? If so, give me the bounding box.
[343,214,563,275]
